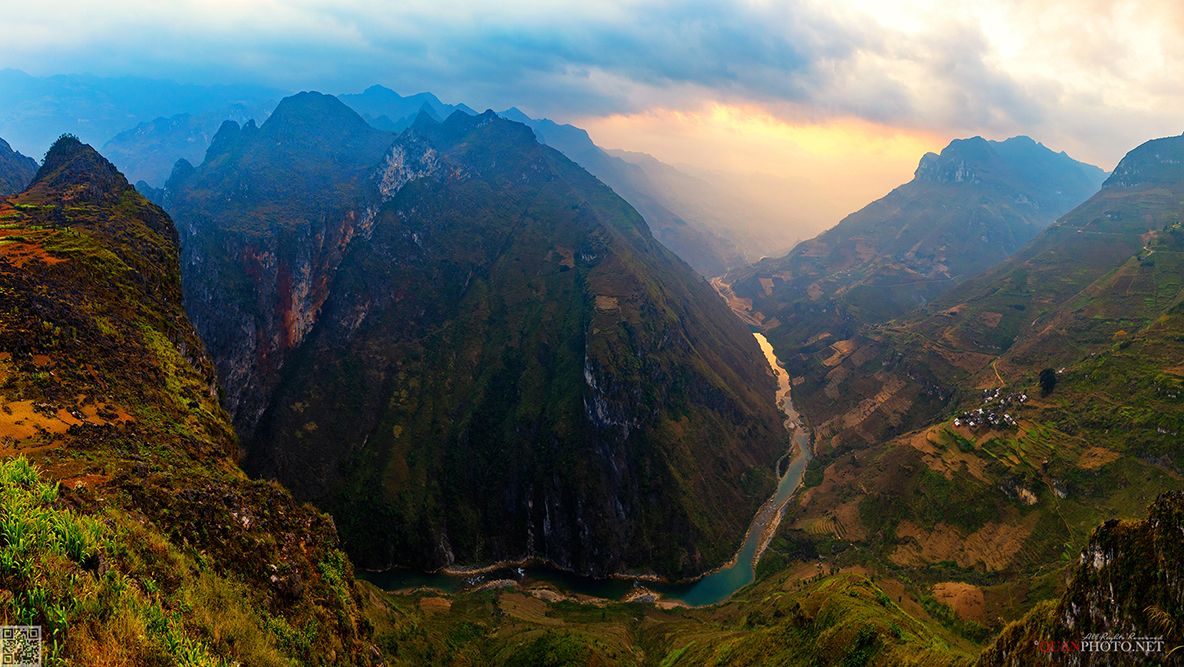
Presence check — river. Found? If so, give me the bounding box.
[361,332,812,606]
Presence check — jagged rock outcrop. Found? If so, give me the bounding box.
[978,492,1183,666]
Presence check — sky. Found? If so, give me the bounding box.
[3,0,1183,248]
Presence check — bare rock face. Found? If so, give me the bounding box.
[166,93,396,440]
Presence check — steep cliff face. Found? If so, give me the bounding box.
[171,95,786,578]
[166,92,396,439]
[977,492,1183,666]
[243,110,786,578]
[0,137,37,196]
[0,137,375,664]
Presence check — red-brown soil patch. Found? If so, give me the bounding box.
[417,596,453,614]
[891,514,1038,572]
[933,581,986,623]
[60,473,112,490]
[1078,446,1120,470]
[0,240,66,268]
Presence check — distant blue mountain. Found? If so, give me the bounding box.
[0,136,37,195]
[338,85,476,132]
[7,73,751,274]
[0,69,280,158]
[102,107,269,186]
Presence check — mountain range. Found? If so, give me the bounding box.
[724,136,1107,361]
[794,135,1182,451]
[0,69,279,160]
[163,92,787,578]
[101,108,272,186]
[96,80,756,276]
[1,70,1181,664]
[745,134,1184,653]
[338,84,477,131]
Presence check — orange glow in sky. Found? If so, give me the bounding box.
[577,103,948,253]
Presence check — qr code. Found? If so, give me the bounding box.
[0,626,41,667]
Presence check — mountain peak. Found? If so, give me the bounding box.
[340,85,454,122]
[408,107,529,146]
[940,135,993,160]
[914,134,1103,188]
[265,91,372,135]
[1103,134,1184,189]
[354,84,442,107]
[433,109,536,147]
[39,133,91,171]
[499,106,532,123]
[29,134,128,200]
[206,119,244,157]
[1000,134,1037,146]
[409,108,440,132]
[914,137,993,183]
[362,83,399,96]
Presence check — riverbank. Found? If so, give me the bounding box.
[361,332,813,607]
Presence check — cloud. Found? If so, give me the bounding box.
[577,102,950,253]
[2,0,1181,167]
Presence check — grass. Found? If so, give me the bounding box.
[0,456,226,665]
[0,454,380,665]
[359,569,977,666]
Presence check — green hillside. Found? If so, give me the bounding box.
[0,137,377,665]
[739,136,1184,652]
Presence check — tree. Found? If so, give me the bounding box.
[1039,368,1057,396]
